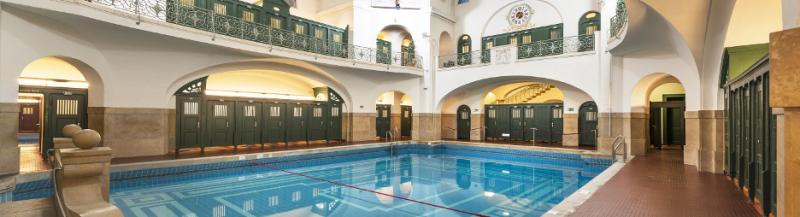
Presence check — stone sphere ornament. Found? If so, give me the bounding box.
[62,124,82,138]
[72,129,101,149]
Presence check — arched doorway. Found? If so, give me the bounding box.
[173,70,345,153]
[17,57,95,157]
[578,101,598,146]
[648,82,686,149]
[457,105,471,140]
[483,82,564,143]
[578,11,600,50]
[377,25,413,65]
[375,91,412,140]
[457,34,472,65]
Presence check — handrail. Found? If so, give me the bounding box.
[50,153,67,217]
[81,0,423,69]
[437,34,596,69]
[611,134,627,162]
[609,0,628,39]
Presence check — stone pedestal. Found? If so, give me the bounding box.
[0,103,19,202]
[597,113,625,154]
[55,147,122,217]
[440,114,457,140]
[87,107,171,158]
[627,113,648,155]
[769,28,800,217]
[692,110,725,173]
[470,114,483,141]
[562,114,579,147]
[348,113,376,142]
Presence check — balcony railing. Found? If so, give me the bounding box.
[437,34,596,69]
[85,0,423,69]
[610,0,628,39]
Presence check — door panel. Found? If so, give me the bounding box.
[262,103,286,143]
[377,39,392,64]
[235,101,261,145]
[650,107,663,146]
[495,106,511,140]
[19,103,40,132]
[484,106,497,139]
[206,101,234,147]
[509,106,524,140]
[533,105,552,142]
[457,106,471,140]
[44,93,87,156]
[327,103,343,141]
[286,103,308,142]
[523,106,536,141]
[401,105,412,138]
[308,103,327,141]
[578,102,598,146]
[376,105,391,137]
[177,96,203,149]
[551,105,564,143]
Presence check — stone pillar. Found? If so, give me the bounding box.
[470,113,483,141]
[769,28,800,217]
[87,107,171,158]
[562,113,579,147]
[627,112,649,156]
[695,110,725,173]
[597,113,624,154]
[412,113,440,141]
[440,113,456,140]
[684,111,701,167]
[348,113,376,142]
[0,103,19,203]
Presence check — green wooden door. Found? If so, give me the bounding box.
[401,105,412,138]
[44,93,87,156]
[235,101,261,146]
[533,105,552,142]
[650,107,663,146]
[551,105,564,143]
[327,103,343,141]
[262,102,286,143]
[177,96,203,150]
[307,102,327,141]
[509,105,524,140]
[287,103,307,142]
[523,106,536,141]
[754,79,765,205]
[401,42,415,66]
[665,107,685,144]
[205,100,234,147]
[495,105,511,140]
[457,105,471,140]
[376,104,391,137]
[579,102,598,146]
[377,39,392,64]
[485,106,497,139]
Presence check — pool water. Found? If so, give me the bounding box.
[110,144,609,217]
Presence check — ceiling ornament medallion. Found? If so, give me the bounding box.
[506,4,535,31]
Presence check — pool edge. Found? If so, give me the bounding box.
[541,156,632,217]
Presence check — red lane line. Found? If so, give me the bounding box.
[252,163,489,217]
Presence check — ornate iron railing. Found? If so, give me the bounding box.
[86,0,422,69]
[438,34,596,69]
[610,0,628,39]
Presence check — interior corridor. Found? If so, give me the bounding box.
[572,146,760,217]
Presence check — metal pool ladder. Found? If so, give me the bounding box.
[611,134,627,163]
[386,130,397,156]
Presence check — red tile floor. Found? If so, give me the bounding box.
[571,145,761,217]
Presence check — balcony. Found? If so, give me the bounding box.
[70,0,423,69]
[609,0,628,41]
[437,34,597,69]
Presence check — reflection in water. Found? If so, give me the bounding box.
[456,159,471,190]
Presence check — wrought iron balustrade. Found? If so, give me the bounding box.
[437,34,596,69]
[610,0,628,39]
[84,0,422,69]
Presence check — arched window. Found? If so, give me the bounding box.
[579,11,601,35]
[458,35,471,54]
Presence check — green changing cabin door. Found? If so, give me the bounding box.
[484,106,497,139]
[177,96,203,150]
[307,102,327,141]
[262,102,286,144]
[328,103,343,141]
[376,104,391,138]
[401,105,412,138]
[533,105,552,142]
[377,39,392,64]
[287,103,308,142]
[523,105,536,141]
[578,102,598,146]
[206,100,235,147]
[551,105,564,143]
[457,105,471,140]
[235,101,261,146]
[495,105,511,140]
[44,93,87,156]
[509,105,524,140]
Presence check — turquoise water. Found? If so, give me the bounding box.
[109,145,609,217]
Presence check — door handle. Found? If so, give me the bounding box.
[197,122,200,128]
[255,121,258,127]
[226,121,230,128]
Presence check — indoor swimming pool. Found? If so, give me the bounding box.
[104,144,610,217]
